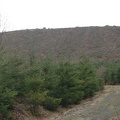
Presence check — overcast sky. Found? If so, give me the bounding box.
[0,0,120,31]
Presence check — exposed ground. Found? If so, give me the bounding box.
[1,26,120,61]
[14,86,120,120]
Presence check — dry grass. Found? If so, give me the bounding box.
[1,26,120,61]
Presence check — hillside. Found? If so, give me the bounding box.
[0,26,120,120]
[1,26,120,61]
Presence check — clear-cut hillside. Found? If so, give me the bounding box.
[1,26,120,61]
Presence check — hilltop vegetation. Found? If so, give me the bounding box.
[1,26,120,61]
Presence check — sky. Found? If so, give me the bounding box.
[0,0,120,31]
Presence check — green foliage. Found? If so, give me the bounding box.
[0,53,104,118]
[0,88,17,120]
[40,59,58,91]
[42,96,61,111]
[76,58,103,98]
[26,90,47,116]
[0,58,24,90]
[52,60,101,107]
[83,78,99,98]
[54,61,82,106]
[26,77,44,93]
[77,57,96,80]
[104,61,120,85]
[0,55,18,119]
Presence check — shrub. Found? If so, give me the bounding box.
[42,96,61,111]
[104,61,120,85]
[83,78,100,98]
[76,58,103,98]
[61,90,84,106]
[53,61,85,106]
[76,57,96,80]
[40,59,58,91]
[0,88,17,120]
[26,91,47,116]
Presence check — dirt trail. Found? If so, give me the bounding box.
[42,86,120,120]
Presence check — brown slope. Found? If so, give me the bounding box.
[1,26,120,61]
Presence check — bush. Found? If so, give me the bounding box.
[104,61,120,85]
[40,59,58,91]
[76,57,96,80]
[0,58,25,93]
[26,91,47,116]
[0,88,17,120]
[76,58,103,98]
[61,91,84,106]
[53,61,85,106]
[42,96,61,111]
[83,78,99,98]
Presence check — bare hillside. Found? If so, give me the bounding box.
[1,26,120,61]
